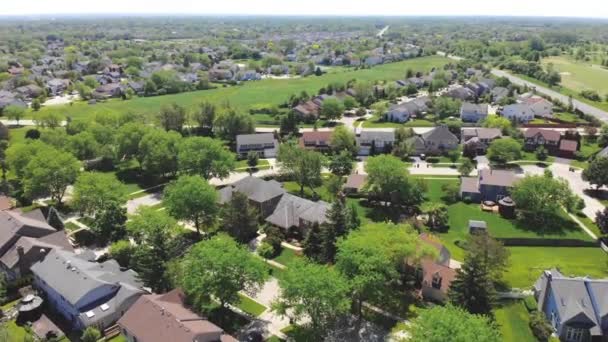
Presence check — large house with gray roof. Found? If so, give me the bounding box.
[357,130,396,156]
[407,125,459,155]
[219,176,285,218]
[31,249,145,331]
[460,168,519,202]
[460,102,489,123]
[235,133,278,158]
[534,269,608,341]
[265,193,329,234]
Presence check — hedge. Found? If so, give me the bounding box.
[523,296,538,312]
[496,238,598,247]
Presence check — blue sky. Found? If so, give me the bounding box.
[3,0,608,18]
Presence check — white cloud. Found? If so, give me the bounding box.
[2,0,608,18]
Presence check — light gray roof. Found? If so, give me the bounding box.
[478,169,518,187]
[551,278,599,331]
[359,130,395,141]
[265,193,329,229]
[236,133,276,146]
[421,126,458,144]
[461,102,489,115]
[597,146,608,159]
[460,177,480,195]
[219,176,285,204]
[0,210,57,252]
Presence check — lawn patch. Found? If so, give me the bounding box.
[494,300,536,342]
[236,293,267,317]
[272,248,301,267]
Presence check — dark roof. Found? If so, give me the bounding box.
[265,193,329,229]
[218,176,285,204]
[478,169,518,187]
[524,128,561,142]
[344,174,367,191]
[236,133,276,146]
[118,289,237,342]
[0,209,57,252]
[421,126,458,144]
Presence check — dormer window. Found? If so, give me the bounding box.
[431,273,442,289]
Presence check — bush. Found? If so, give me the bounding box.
[109,240,134,268]
[523,296,538,312]
[529,311,553,342]
[257,242,276,259]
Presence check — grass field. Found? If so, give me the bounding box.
[504,246,608,288]
[30,56,449,122]
[542,56,608,96]
[494,300,536,342]
[236,293,267,317]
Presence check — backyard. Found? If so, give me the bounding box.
[493,300,536,342]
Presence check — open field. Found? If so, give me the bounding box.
[494,300,536,342]
[28,56,449,122]
[542,56,608,95]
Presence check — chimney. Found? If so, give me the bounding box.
[17,246,27,276]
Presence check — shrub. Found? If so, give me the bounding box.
[109,240,135,268]
[529,311,553,342]
[523,296,538,312]
[257,242,276,259]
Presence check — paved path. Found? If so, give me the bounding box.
[491,69,608,123]
[126,192,163,214]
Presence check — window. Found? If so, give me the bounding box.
[565,327,584,342]
[431,273,442,289]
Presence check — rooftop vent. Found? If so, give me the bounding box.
[100,303,109,311]
[85,311,95,318]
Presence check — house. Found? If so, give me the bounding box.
[293,100,321,121]
[460,103,489,123]
[31,249,145,331]
[386,97,430,123]
[559,140,579,159]
[524,128,562,152]
[414,233,457,303]
[407,126,459,155]
[444,86,476,101]
[522,96,554,119]
[502,103,535,123]
[461,128,502,155]
[460,168,519,202]
[93,83,124,99]
[357,130,395,156]
[235,133,278,158]
[14,84,44,100]
[118,289,237,342]
[46,79,71,96]
[218,176,285,218]
[0,208,72,281]
[299,131,333,151]
[265,193,329,234]
[491,87,510,104]
[344,174,367,194]
[534,269,608,341]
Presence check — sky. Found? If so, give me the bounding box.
[2,0,608,18]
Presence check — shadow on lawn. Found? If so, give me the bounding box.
[513,214,583,237]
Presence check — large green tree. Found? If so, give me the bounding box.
[23,147,80,204]
[72,172,127,216]
[67,132,99,160]
[220,191,259,243]
[116,122,152,160]
[137,129,181,178]
[408,305,501,342]
[330,126,357,155]
[486,138,522,164]
[92,201,127,244]
[177,137,235,179]
[178,234,267,310]
[328,150,354,176]
[273,259,351,337]
[213,109,255,143]
[364,154,425,208]
[157,102,187,132]
[163,175,218,235]
[449,250,497,316]
[277,143,325,196]
[321,98,345,121]
[583,157,608,189]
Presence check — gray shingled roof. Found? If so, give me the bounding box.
[236,133,276,146]
[421,125,458,144]
[0,210,57,252]
[218,176,285,204]
[265,193,329,229]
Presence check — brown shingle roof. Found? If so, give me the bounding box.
[524,128,561,142]
[559,139,578,152]
[344,174,367,191]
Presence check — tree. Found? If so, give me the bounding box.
[4,105,25,125]
[583,157,608,189]
[329,126,357,155]
[246,151,259,175]
[177,137,236,179]
[273,259,351,337]
[422,203,449,231]
[487,138,522,164]
[326,174,344,199]
[23,147,80,204]
[535,146,548,161]
[336,222,423,319]
[328,150,354,176]
[116,123,152,160]
[193,101,216,130]
[449,250,496,315]
[303,222,324,262]
[31,98,41,111]
[364,155,424,208]
[277,143,325,196]
[109,240,134,268]
[137,129,180,178]
[321,98,345,121]
[214,109,255,143]
[408,305,501,342]
[5,140,51,178]
[482,116,512,132]
[220,191,259,243]
[157,102,186,132]
[458,158,474,176]
[529,310,554,342]
[92,201,127,244]
[433,97,461,119]
[178,234,267,310]
[595,208,608,236]
[164,175,218,235]
[466,234,510,281]
[72,172,127,216]
[511,174,577,226]
[67,132,99,160]
[81,327,102,342]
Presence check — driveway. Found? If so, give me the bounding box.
[126,192,162,215]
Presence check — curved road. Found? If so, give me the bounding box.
[491,69,608,122]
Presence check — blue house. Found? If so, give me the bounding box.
[31,249,145,331]
[459,169,518,202]
[534,269,608,342]
[460,102,489,123]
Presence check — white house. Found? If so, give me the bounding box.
[501,103,535,123]
[236,133,278,158]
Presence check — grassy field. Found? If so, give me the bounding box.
[30,56,448,122]
[236,293,267,317]
[542,56,608,95]
[504,246,608,288]
[494,300,536,342]
[424,178,459,203]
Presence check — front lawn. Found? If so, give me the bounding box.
[504,246,608,288]
[272,248,301,267]
[236,293,267,317]
[424,179,459,203]
[494,300,536,342]
[235,159,271,169]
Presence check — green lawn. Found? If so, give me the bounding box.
[363,118,436,128]
[494,300,536,342]
[504,246,608,288]
[64,221,81,231]
[5,321,31,341]
[542,56,608,96]
[235,159,271,169]
[283,178,333,202]
[272,248,301,267]
[106,335,128,342]
[424,179,459,203]
[27,56,449,122]
[438,203,593,261]
[236,293,267,317]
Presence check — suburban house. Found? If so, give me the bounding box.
[385,97,430,123]
[524,128,562,152]
[413,233,457,303]
[491,87,509,104]
[357,130,396,156]
[235,133,278,158]
[218,176,286,218]
[460,102,489,123]
[444,86,476,101]
[502,103,535,123]
[343,174,367,194]
[265,193,330,234]
[460,168,519,202]
[407,126,459,155]
[0,208,72,281]
[559,139,579,159]
[46,78,71,96]
[520,94,554,118]
[461,128,502,155]
[118,289,237,342]
[299,131,333,151]
[31,249,145,331]
[534,269,608,341]
[93,83,124,99]
[293,100,321,121]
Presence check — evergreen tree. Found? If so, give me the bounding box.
[303,222,323,262]
[345,202,361,232]
[92,201,127,244]
[326,199,348,237]
[449,253,496,315]
[320,223,337,263]
[132,244,171,293]
[220,192,259,243]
